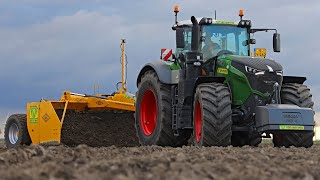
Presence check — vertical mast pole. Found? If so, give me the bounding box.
[121,39,126,94]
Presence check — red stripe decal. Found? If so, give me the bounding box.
[163,49,172,60]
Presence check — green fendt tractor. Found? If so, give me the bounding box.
[135,7,315,148]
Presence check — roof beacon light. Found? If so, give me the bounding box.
[173,5,180,28]
[174,5,179,13]
[239,9,244,20]
[172,5,179,31]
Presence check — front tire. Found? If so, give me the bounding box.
[135,70,191,146]
[192,83,232,147]
[273,83,314,148]
[4,114,31,148]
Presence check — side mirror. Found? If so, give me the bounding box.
[250,39,256,44]
[242,39,256,46]
[176,28,185,49]
[273,33,280,52]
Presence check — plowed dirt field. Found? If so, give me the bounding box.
[1,112,319,179]
[0,142,319,180]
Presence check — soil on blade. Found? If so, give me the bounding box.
[61,111,139,147]
[0,143,320,180]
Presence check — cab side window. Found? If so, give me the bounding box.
[183,30,192,51]
[175,28,192,56]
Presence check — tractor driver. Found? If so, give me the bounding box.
[202,33,222,61]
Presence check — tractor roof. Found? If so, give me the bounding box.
[177,17,238,27]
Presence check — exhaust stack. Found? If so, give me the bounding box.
[191,16,200,52]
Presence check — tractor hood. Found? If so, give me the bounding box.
[231,56,283,72]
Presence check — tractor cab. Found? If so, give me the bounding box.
[175,18,250,61]
[173,9,281,64]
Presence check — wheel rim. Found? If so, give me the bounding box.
[8,123,19,144]
[195,100,202,142]
[140,89,158,136]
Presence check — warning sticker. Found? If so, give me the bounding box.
[29,106,39,124]
[279,125,304,130]
[217,68,228,75]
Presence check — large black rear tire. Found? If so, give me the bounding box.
[135,70,191,146]
[192,83,232,147]
[273,83,314,148]
[4,114,31,148]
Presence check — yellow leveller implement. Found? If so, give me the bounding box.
[4,39,138,148]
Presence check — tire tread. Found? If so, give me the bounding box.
[273,83,314,148]
[193,83,232,147]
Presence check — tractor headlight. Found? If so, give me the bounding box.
[199,18,213,25]
[237,20,251,28]
[245,66,265,75]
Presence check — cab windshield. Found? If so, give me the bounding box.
[201,25,249,60]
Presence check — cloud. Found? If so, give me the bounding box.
[0,11,126,89]
[0,9,175,111]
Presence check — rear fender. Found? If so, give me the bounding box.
[136,60,179,87]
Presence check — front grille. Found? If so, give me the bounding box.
[246,72,282,94]
[231,60,283,124]
[231,61,283,95]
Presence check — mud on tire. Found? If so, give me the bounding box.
[192,83,232,147]
[273,83,314,148]
[135,70,191,146]
[4,114,31,148]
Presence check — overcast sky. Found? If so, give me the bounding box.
[0,0,319,120]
